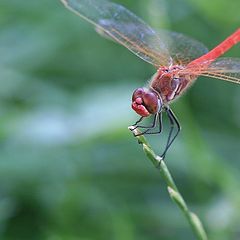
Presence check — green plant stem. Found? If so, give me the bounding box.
[129,127,208,240]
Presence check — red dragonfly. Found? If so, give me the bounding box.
[61,0,240,158]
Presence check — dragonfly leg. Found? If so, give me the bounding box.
[160,107,181,159]
[142,112,163,135]
[133,113,159,136]
[130,116,144,130]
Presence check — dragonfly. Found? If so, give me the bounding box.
[61,0,240,159]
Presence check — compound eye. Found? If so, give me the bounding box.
[132,88,145,101]
[142,91,159,114]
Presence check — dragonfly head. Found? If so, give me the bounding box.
[131,88,161,117]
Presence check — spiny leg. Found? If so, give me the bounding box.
[131,114,158,131]
[131,116,144,129]
[161,107,181,159]
[133,113,159,136]
[143,111,163,135]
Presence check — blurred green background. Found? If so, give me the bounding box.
[0,0,240,239]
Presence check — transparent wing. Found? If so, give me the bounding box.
[96,28,209,65]
[158,30,208,65]
[184,58,240,84]
[61,0,171,67]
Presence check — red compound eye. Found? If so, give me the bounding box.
[131,88,159,117]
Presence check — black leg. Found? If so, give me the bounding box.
[133,113,159,136]
[130,116,145,131]
[161,107,181,159]
[131,114,158,131]
[143,111,163,135]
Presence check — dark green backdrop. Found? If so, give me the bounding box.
[0,0,239,239]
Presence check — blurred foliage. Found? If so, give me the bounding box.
[0,0,239,239]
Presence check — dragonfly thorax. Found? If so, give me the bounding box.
[131,87,162,117]
[151,65,194,103]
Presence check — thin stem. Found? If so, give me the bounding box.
[128,126,208,240]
